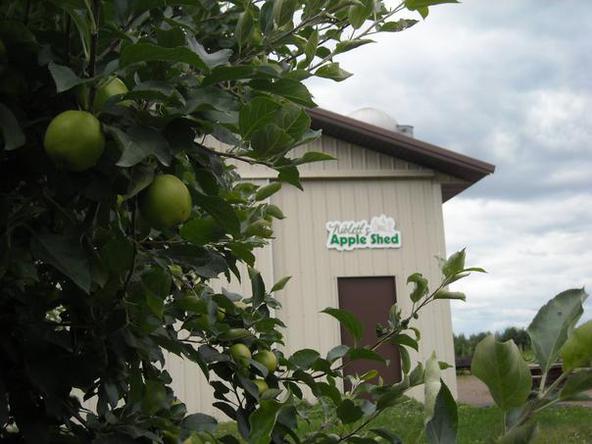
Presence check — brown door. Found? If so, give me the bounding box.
[338,277,401,388]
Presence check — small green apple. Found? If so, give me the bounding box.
[253,350,278,373]
[253,379,268,394]
[230,343,251,365]
[93,76,129,111]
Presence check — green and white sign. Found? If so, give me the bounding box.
[326,215,402,251]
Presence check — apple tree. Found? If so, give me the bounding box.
[0,0,499,443]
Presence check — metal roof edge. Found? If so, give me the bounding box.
[308,108,495,197]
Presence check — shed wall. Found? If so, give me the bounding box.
[164,135,458,417]
[270,178,456,399]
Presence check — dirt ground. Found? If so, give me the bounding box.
[457,374,592,407]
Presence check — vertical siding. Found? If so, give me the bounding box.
[271,178,456,398]
[165,137,459,416]
[165,180,275,418]
[207,134,428,178]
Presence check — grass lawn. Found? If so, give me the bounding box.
[216,399,592,443]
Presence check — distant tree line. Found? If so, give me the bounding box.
[454,327,531,359]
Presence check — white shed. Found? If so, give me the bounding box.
[166,107,495,416]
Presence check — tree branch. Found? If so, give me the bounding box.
[88,0,101,107]
[197,143,274,168]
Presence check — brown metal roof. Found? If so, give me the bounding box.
[309,108,495,201]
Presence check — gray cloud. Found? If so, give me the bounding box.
[307,0,592,199]
[307,0,592,333]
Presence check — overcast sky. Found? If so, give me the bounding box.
[306,0,592,334]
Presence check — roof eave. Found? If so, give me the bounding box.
[309,108,495,200]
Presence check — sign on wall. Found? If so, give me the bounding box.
[326,214,402,251]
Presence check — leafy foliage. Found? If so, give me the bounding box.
[470,288,591,443]
[0,0,509,443]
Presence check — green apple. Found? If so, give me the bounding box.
[93,76,129,111]
[44,110,105,171]
[253,379,268,394]
[253,350,278,373]
[140,175,192,229]
[230,343,251,365]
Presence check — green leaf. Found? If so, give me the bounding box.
[392,333,419,351]
[248,400,281,444]
[405,0,459,10]
[471,335,531,410]
[32,234,91,293]
[121,43,230,71]
[433,290,466,302]
[560,320,592,371]
[109,126,171,167]
[266,204,286,219]
[235,11,254,51]
[181,217,225,246]
[249,79,316,107]
[300,29,319,68]
[321,307,363,343]
[438,361,453,370]
[407,272,428,303]
[142,267,171,318]
[270,276,291,292]
[336,399,364,424]
[277,165,302,189]
[294,151,336,164]
[251,124,294,156]
[52,1,90,58]
[334,39,374,55]
[327,345,349,362]
[560,369,592,401]
[379,19,419,32]
[255,183,282,202]
[399,346,411,374]
[315,63,352,82]
[348,347,385,362]
[182,413,217,433]
[125,163,155,198]
[203,66,257,86]
[48,62,85,93]
[187,37,233,69]
[126,81,183,105]
[100,235,134,274]
[409,362,425,386]
[290,349,320,369]
[497,420,539,444]
[527,288,587,375]
[348,0,374,29]
[272,0,298,27]
[370,428,402,444]
[424,352,441,424]
[425,380,458,444]
[441,249,465,278]
[239,97,281,139]
[249,267,266,305]
[377,378,410,409]
[417,7,429,18]
[162,245,228,278]
[277,105,311,140]
[142,380,167,415]
[193,193,241,236]
[0,103,25,151]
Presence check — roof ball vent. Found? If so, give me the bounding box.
[349,107,414,137]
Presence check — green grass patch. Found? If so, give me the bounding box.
[215,399,592,443]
